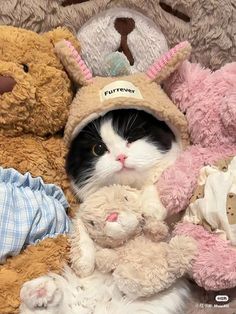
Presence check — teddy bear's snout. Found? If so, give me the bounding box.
[0,75,16,95]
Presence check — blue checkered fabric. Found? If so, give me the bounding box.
[0,167,71,263]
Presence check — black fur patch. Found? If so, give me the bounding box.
[66,109,175,189]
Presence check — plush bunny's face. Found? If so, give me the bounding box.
[79,185,143,248]
[0,26,77,137]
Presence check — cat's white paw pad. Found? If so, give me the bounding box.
[20,276,62,310]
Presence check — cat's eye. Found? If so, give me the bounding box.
[127,127,146,143]
[124,196,128,201]
[88,221,95,226]
[92,143,107,156]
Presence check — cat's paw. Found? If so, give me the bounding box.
[141,185,167,220]
[20,275,63,313]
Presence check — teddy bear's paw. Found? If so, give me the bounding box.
[141,185,167,220]
[20,275,63,312]
[96,249,118,273]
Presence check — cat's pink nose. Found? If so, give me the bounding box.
[106,212,118,222]
[116,154,127,164]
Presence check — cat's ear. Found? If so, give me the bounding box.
[54,40,93,86]
[70,217,96,277]
[146,41,192,84]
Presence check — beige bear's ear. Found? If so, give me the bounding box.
[43,27,81,53]
[55,39,93,86]
[146,41,192,84]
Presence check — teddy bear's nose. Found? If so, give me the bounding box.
[0,76,16,95]
[106,212,118,222]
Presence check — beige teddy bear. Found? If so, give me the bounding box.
[71,185,197,299]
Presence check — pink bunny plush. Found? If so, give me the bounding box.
[156,61,236,291]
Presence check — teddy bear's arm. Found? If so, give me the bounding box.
[156,145,236,215]
[95,248,119,273]
[163,60,211,112]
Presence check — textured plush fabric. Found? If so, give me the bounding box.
[158,61,236,215]
[70,185,197,299]
[0,0,234,70]
[0,26,79,314]
[54,40,191,150]
[77,7,169,76]
[174,222,236,291]
[0,26,80,137]
[156,60,236,291]
[0,236,70,314]
[0,167,70,264]
[158,145,236,216]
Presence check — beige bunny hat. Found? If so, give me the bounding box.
[55,40,191,149]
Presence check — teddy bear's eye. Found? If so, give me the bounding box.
[22,64,29,73]
[88,220,95,226]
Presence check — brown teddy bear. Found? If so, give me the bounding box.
[0,25,80,314]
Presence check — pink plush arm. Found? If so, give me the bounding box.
[163,60,211,113]
[157,145,236,215]
[220,90,236,136]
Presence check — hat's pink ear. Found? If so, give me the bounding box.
[146,41,191,84]
[55,40,93,86]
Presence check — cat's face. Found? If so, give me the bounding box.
[66,109,178,201]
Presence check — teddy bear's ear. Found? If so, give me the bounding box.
[43,27,81,53]
[146,41,192,84]
[54,39,93,86]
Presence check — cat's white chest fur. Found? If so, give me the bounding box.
[20,266,191,314]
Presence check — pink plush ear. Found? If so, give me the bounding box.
[55,39,93,86]
[146,41,192,84]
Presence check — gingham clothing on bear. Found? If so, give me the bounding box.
[0,167,70,263]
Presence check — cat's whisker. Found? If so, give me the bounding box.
[66,109,178,201]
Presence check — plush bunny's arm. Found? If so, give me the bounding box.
[70,217,95,277]
[142,215,169,242]
[96,248,119,273]
[157,145,236,215]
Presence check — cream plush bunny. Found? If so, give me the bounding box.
[70,185,196,299]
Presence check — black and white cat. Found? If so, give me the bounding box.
[20,109,190,314]
[66,109,180,202]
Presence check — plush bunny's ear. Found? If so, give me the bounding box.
[146,41,192,84]
[55,40,93,86]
